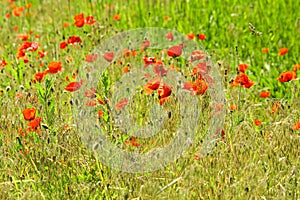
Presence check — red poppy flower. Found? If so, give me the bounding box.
[262,48,268,53]
[74,13,85,28]
[292,122,300,130]
[96,110,104,118]
[153,61,168,77]
[85,100,97,106]
[84,15,96,25]
[85,54,98,62]
[141,40,150,48]
[186,33,195,40]
[116,97,129,111]
[13,6,24,17]
[113,14,120,21]
[45,61,62,74]
[188,50,205,62]
[37,49,48,59]
[165,32,173,41]
[278,70,296,82]
[238,64,248,73]
[67,36,82,45]
[16,34,30,41]
[84,88,97,98]
[60,41,68,49]
[143,76,161,94]
[65,80,83,92]
[183,77,208,95]
[230,74,254,88]
[279,48,288,56]
[293,64,300,71]
[254,119,262,126]
[27,117,42,130]
[192,62,210,76]
[197,34,206,40]
[158,83,172,103]
[167,45,182,58]
[34,72,45,82]
[103,52,114,62]
[260,91,270,98]
[0,59,8,68]
[22,108,36,121]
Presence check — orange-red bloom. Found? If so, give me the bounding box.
[103,52,114,62]
[27,117,42,131]
[238,64,248,73]
[64,80,83,92]
[165,32,173,41]
[85,54,98,62]
[279,48,288,56]
[197,34,206,40]
[254,119,262,126]
[230,74,254,88]
[183,77,208,95]
[84,15,96,25]
[293,64,300,71]
[262,48,269,53]
[67,36,82,44]
[143,76,161,94]
[113,14,120,21]
[45,61,62,74]
[186,33,195,40]
[34,72,45,82]
[278,70,296,82]
[157,83,172,105]
[74,13,85,28]
[116,97,129,111]
[22,108,36,121]
[167,45,182,58]
[260,91,271,98]
[292,122,300,130]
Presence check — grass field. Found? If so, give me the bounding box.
[0,0,299,199]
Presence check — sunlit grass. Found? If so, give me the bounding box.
[0,0,299,199]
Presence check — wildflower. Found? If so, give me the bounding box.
[164,16,171,21]
[84,88,97,98]
[22,108,36,121]
[186,33,195,40]
[165,32,173,41]
[64,80,83,92]
[153,61,168,77]
[197,34,206,40]
[238,64,248,73]
[141,40,150,48]
[230,104,236,111]
[13,6,24,17]
[0,59,8,68]
[293,64,300,71]
[271,102,281,114]
[34,72,45,82]
[254,119,262,126]
[74,13,85,28]
[27,117,42,131]
[167,45,182,58]
[103,52,114,62]
[183,77,208,95]
[96,110,104,118]
[116,97,129,111]
[85,100,97,106]
[279,48,288,56]
[45,61,62,74]
[230,74,254,88]
[85,54,98,62]
[60,41,68,49]
[260,91,271,98]
[84,15,96,25]
[278,70,296,82]
[188,50,205,63]
[67,36,82,45]
[158,83,172,105]
[113,14,120,21]
[292,122,300,131]
[262,48,268,53]
[16,33,30,41]
[143,76,161,94]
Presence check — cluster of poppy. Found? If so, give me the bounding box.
[21,107,42,134]
[5,2,32,18]
[73,13,96,28]
[230,64,254,88]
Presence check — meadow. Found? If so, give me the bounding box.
[0,0,299,199]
